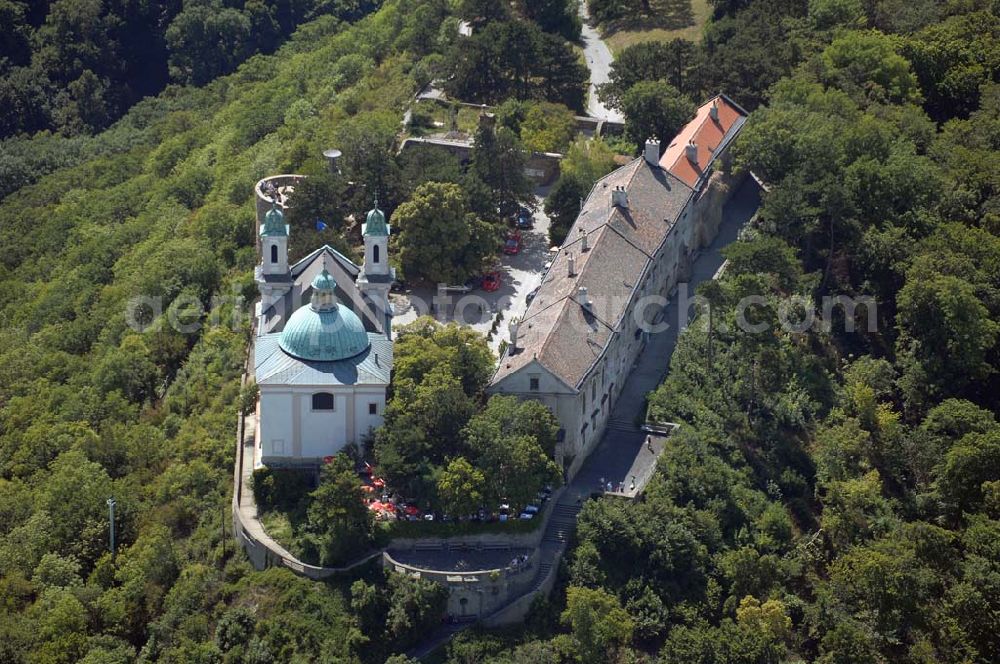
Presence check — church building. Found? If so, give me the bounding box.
[252,189,395,468]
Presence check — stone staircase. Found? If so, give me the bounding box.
[605,417,640,433]
[530,560,553,592]
[543,503,581,544]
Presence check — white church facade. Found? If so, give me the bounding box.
[252,187,395,469]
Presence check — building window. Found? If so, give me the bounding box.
[270,244,278,264]
[373,244,380,264]
[311,392,334,411]
[529,377,539,391]
[368,402,378,415]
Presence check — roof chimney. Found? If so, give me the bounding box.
[567,252,576,277]
[578,286,591,309]
[580,228,589,252]
[685,141,698,164]
[611,186,628,209]
[644,138,660,166]
[709,99,719,122]
[508,319,519,350]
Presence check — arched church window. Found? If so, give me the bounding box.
[270,244,278,263]
[373,244,380,264]
[312,392,334,410]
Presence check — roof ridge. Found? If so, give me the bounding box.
[603,199,655,260]
[291,244,360,274]
[624,156,644,190]
[519,291,574,325]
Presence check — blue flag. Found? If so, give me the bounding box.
[315,219,328,231]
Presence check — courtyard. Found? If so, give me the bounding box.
[390,186,554,354]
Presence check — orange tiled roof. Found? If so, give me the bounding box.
[659,94,747,188]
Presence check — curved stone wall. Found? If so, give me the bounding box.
[254,174,306,252]
[383,549,539,620]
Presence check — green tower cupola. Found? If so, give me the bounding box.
[363,197,389,237]
[261,202,288,237]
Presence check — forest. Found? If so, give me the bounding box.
[445,0,1000,663]
[0,0,997,662]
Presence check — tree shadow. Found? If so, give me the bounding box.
[602,0,696,37]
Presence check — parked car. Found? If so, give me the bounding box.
[523,504,540,514]
[464,274,484,290]
[519,511,534,520]
[516,206,533,229]
[442,283,471,294]
[503,230,521,255]
[482,271,501,292]
[526,286,540,304]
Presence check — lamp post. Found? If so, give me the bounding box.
[107,497,116,562]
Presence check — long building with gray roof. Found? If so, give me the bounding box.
[488,95,747,477]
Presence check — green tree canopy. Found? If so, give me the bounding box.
[391,181,495,283]
[620,81,697,151]
[303,454,375,566]
[561,586,635,664]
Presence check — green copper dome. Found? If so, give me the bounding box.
[261,204,288,237]
[364,198,389,237]
[278,269,369,361]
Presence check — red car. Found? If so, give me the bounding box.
[503,231,521,255]
[482,271,501,292]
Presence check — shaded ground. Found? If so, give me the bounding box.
[601,0,712,53]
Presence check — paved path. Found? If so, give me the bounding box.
[579,1,625,123]
[408,178,761,660]
[610,177,761,424]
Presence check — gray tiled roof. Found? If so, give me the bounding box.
[261,245,383,334]
[493,158,693,390]
[255,332,392,386]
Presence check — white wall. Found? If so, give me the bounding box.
[299,392,347,457]
[259,385,386,464]
[260,391,294,458]
[354,388,386,444]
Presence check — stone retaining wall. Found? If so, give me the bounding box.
[384,550,539,619]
